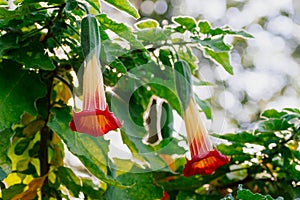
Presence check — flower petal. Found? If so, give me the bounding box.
[183,148,229,176]
[69,105,122,137]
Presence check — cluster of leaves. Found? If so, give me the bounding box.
[1,0,298,199]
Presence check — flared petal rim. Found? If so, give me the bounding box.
[183,148,229,176]
[69,105,122,137]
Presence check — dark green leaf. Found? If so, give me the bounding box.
[103,0,140,19]
[195,95,212,119]
[159,49,173,67]
[198,21,211,34]
[106,172,163,200]
[161,102,173,139]
[135,19,159,29]
[0,60,47,130]
[13,42,56,70]
[173,16,196,32]
[14,138,31,155]
[2,184,26,200]
[204,48,233,75]
[0,33,19,56]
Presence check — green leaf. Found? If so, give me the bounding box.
[198,21,211,34]
[0,5,32,20]
[85,0,101,14]
[159,49,173,67]
[96,14,143,49]
[195,95,212,119]
[0,60,47,130]
[0,128,14,180]
[0,33,20,56]
[173,16,197,32]
[81,178,104,198]
[212,131,257,144]
[178,46,198,73]
[57,167,81,197]
[105,172,163,200]
[198,37,231,52]
[204,48,233,75]
[47,106,126,188]
[210,28,254,38]
[110,59,127,74]
[135,19,159,29]
[101,40,129,63]
[136,28,172,45]
[2,184,27,200]
[237,186,283,200]
[154,138,186,155]
[257,119,293,132]
[13,42,56,70]
[261,109,288,119]
[103,0,140,19]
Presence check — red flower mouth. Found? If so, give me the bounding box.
[183,148,229,176]
[69,105,122,137]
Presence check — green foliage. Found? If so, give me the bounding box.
[0,0,292,200]
[0,61,46,130]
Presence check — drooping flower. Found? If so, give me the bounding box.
[183,99,229,176]
[69,53,122,136]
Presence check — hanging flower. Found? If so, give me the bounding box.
[183,99,229,176]
[69,53,122,136]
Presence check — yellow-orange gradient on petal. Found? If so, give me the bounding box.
[69,53,122,136]
[183,99,229,176]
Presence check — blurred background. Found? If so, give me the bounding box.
[103,0,300,134]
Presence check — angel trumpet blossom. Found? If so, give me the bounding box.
[183,99,229,176]
[69,53,122,136]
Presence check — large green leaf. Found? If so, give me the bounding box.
[105,172,163,200]
[0,33,20,57]
[204,48,233,75]
[103,0,140,19]
[47,106,125,188]
[0,128,14,180]
[96,14,143,49]
[13,42,56,70]
[0,60,47,130]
